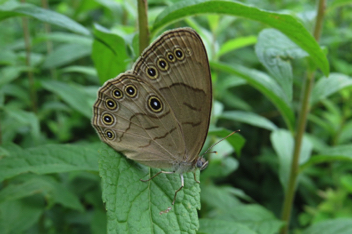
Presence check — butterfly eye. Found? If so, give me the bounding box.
[146,66,159,79]
[125,85,137,98]
[196,158,208,170]
[174,48,185,60]
[102,113,114,125]
[105,130,115,140]
[105,98,117,110]
[112,88,123,99]
[148,96,163,113]
[166,52,176,63]
[157,58,169,71]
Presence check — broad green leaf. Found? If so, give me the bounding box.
[217,35,257,58]
[338,120,352,144]
[201,184,241,209]
[211,62,295,131]
[215,76,251,111]
[61,66,98,77]
[201,184,282,234]
[152,0,329,76]
[42,80,95,118]
[91,210,107,234]
[42,43,91,68]
[310,73,352,105]
[4,109,40,144]
[302,218,352,234]
[0,199,44,234]
[92,24,130,84]
[220,111,278,131]
[0,2,90,36]
[0,143,99,182]
[99,144,200,234]
[255,28,308,101]
[36,32,93,44]
[199,219,256,234]
[328,0,352,10]
[301,144,352,170]
[0,175,84,211]
[0,66,28,87]
[271,129,312,192]
[201,156,238,180]
[0,49,16,65]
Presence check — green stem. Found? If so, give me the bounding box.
[280,0,326,233]
[137,0,149,55]
[21,0,37,113]
[41,0,57,80]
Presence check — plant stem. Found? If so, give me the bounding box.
[41,0,57,80]
[280,0,326,233]
[21,0,37,113]
[137,0,149,55]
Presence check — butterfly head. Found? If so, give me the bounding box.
[196,157,208,171]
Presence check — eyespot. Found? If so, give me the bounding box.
[112,88,123,99]
[148,96,163,113]
[157,58,169,71]
[102,113,114,125]
[174,48,185,60]
[146,66,158,79]
[105,130,115,140]
[166,52,176,63]
[125,84,137,98]
[105,98,117,110]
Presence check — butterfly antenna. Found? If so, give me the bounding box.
[200,130,240,158]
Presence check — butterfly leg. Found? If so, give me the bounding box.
[193,172,200,183]
[172,174,184,205]
[140,170,175,182]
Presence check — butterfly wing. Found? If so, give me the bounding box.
[92,74,186,169]
[132,28,212,162]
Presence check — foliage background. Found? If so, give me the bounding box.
[1,0,352,233]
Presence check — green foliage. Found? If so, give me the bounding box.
[1,0,352,233]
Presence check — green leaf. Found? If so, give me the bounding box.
[4,109,40,144]
[0,66,27,87]
[152,0,329,76]
[271,129,312,191]
[42,80,95,118]
[0,143,99,182]
[301,144,352,170]
[42,43,91,68]
[302,218,352,234]
[199,219,256,234]
[0,199,44,234]
[0,175,84,211]
[201,156,238,180]
[61,66,97,77]
[310,73,352,105]
[255,28,308,101]
[217,35,257,58]
[99,144,200,233]
[338,120,352,144]
[220,111,278,131]
[0,2,90,36]
[91,210,107,234]
[211,62,295,131]
[92,24,130,84]
[200,184,282,234]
